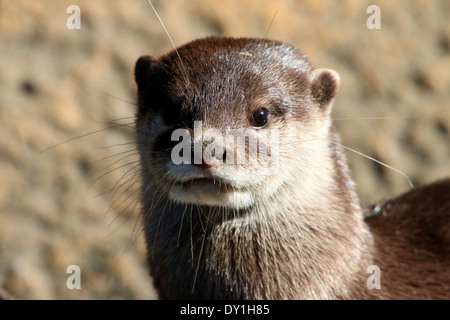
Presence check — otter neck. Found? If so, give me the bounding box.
[144,130,373,299]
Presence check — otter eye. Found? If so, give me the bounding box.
[251,108,270,128]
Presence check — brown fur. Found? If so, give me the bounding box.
[134,37,450,299]
[364,180,450,299]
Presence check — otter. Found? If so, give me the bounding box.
[134,37,450,299]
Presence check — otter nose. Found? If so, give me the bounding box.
[192,147,226,168]
[195,160,214,169]
[190,124,227,168]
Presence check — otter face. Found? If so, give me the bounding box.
[135,37,339,209]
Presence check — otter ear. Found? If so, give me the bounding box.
[134,55,157,91]
[310,68,340,112]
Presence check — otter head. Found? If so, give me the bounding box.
[135,37,339,210]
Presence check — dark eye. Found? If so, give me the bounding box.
[251,108,271,128]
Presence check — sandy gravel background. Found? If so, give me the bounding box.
[0,0,449,299]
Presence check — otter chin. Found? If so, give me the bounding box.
[134,36,450,300]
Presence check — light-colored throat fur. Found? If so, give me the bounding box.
[144,129,373,299]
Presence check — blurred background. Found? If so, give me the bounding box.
[0,0,449,299]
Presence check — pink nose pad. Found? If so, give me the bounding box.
[194,160,215,169]
[193,150,226,169]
